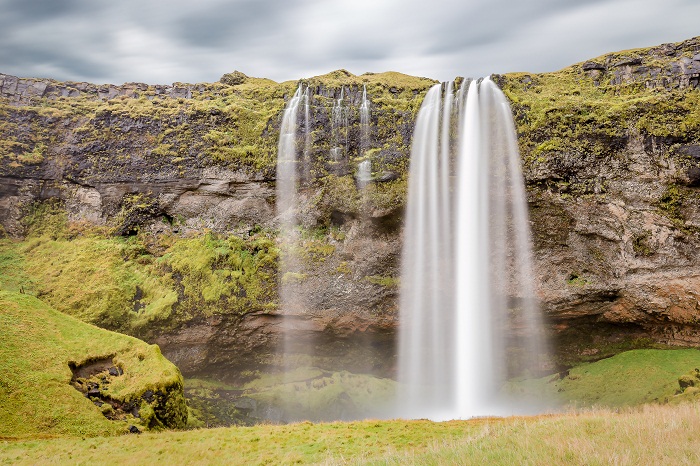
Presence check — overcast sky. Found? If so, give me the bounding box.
[1,0,698,85]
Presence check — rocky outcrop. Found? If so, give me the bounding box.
[0,73,210,105]
[2,38,700,376]
[580,37,700,89]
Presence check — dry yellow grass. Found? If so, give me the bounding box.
[1,403,699,465]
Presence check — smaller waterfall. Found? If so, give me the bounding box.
[357,160,372,190]
[357,85,372,190]
[330,87,347,162]
[360,84,370,156]
[276,85,303,226]
[276,85,306,377]
[302,87,312,183]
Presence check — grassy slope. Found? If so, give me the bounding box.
[555,348,700,406]
[0,203,279,337]
[509,348,700,408]
[1,403,699,465]
[0,291,184,438]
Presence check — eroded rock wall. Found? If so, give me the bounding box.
[2,38,700,375]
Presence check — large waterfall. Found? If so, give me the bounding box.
[397,77,547,420]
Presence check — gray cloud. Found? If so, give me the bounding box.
[0,0,698,84]
[2,0,84,23]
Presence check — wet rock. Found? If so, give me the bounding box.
[678,145,700,159]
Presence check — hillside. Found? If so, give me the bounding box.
[0,291,187,438]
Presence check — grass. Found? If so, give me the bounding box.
[1,403,699,465]
[508,348,700,409]
[0,291,186,438]
[0,203,279,336]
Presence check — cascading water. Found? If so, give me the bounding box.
[276,85,306,376]
[357,84,372,190]
[397,77,548,420]
[302,87,312,183]
[330,87,347,162]
[360,84,370,156]
[276,85,302,231]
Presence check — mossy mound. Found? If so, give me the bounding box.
[0,291,186,438]
[509,348,700,407]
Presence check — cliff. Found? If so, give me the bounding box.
[1,37,700,379]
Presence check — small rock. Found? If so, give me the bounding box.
[141,390,155,403]
[87,388,101,398]
[128,425,142,434]
[108,366,123,377]
[582,61,606,71]
[376,171,399,182]
[678,145,700,159]
[220,71,248,86]
[613,57,642,67]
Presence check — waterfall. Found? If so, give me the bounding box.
[357,160,371,190]
[276,85,302,227]
[397,78,547,420]
[330,87,347,162]
[302,86,312,183]
[360,84,370,156]
[357,84,372,190]
[276,85,305,375]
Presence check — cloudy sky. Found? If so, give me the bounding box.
[1,0,698,85]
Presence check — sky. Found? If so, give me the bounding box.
[1,0,699,85]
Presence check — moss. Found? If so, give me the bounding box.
[500,42,700,194]
[4,206,279,335]
[21,199,67,240]
[566,272,588,287]
[632,231,654,256]
[17,142,45,164]
[510,349,700,408]
[241,367,396,423]
[657,184,686,228]
[0,291,186,437]
[281,271,308,284]
[364,275,400,287]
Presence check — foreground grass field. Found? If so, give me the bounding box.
[1,402,699,465]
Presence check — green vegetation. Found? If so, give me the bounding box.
[1,201,279,336]
[364,275,400,288]
[0,291,186,438]
[500,48,700,200]
[510,349,700,408]
[2,402,700,464]
[0,70,433,178]
[244,368,396,422]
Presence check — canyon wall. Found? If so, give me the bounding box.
[1,37,700,377]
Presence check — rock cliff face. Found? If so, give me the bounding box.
[1,38,700,378]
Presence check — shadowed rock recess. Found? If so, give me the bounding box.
[1,37,700,382]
